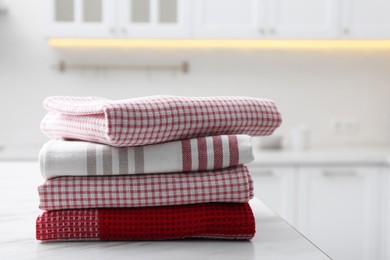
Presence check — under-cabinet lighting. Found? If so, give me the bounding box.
[47,39,390,50]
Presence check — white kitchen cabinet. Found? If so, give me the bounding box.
[297,166,381,260]
[192,0,266,38]
[249,165,297,226]
[342,0,390,38]
[384,171,390,260]
[43,0,116,37]
[44,0,390,39]
[118,0,191,38]
[268,0,340,39]
[43,0,190,38]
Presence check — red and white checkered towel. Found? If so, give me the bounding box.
[41,96,282,146]
[36,203,256,241]
[38,165,253,211]
[40,135,253,179]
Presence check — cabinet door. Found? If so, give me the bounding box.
[342,0,390,38]
[298,166,381,260]
[249,165,297,226]
[118,0,190,38]
[384,168,390,260]
[43,0,116,37]
[193,0,267,38]
[268,0,340,39]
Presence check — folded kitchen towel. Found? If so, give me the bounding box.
[38,165,253,211]
[41,95,282,146]
[36,203,256,241]
[39,134,253,179]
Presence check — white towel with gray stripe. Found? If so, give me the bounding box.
[39,135,254,179]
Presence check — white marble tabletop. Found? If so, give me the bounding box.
[0,162,330,260]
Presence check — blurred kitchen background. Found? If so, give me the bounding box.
[1,0,390,259]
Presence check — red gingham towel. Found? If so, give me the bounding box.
[38,165,253,211]
[41,95,282,146]
[39,135,253,179]
[36,203,256,241]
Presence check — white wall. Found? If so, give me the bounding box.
[1,0,390,155]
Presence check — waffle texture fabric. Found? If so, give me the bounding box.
[41,95,282,146]
[39,134,253,179]
[38,165,253,211]
[36,203,256,241]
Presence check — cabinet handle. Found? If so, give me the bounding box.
[269,28,275,34]
[343,28,350,35]
[257,170,273,177]
[323,170,357,177]
[109,28,116,34]
[122,28,127,34]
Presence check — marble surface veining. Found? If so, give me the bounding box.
[0,162,330,260]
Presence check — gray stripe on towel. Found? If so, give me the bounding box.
[103,147,113,175]
[134,146,144,173]
[87,144,97,176]
[119,148,129,174]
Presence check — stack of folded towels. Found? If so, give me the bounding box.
[36,96,282,241]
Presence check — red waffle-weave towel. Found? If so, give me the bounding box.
[41,95,282,146]
[36,203,256,241]
[38,165,253,211]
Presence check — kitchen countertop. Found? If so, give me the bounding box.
[0,144,41,161]
[251,147,390,166]
[0,161,330,260]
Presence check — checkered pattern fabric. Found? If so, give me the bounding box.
[41,95,282,146]
[36,203,255,241]
[38,165,253,211]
